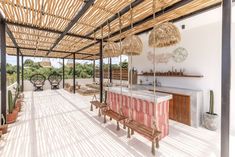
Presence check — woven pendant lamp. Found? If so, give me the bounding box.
[122,35,143,56]
[40,58,51,67]
[122,5,143,56]
[104,42,120,58]
[149,22,181,48]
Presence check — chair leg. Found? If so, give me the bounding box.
[90,104,93,111]
[151,141,156,155]
[103,115,106,123]
[123,121,126,129]
[131,129,134,135]
[116,121,120,131]
[156,138,159,148]
[98,108,101,117]
[127,128,131,138]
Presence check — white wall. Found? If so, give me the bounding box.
[129,6,235,132]
[130,22,222,117]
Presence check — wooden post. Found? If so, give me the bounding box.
[99,40,103,103]
[21,56,24,92]
[16,48,20,86]
[0,17,6,123]
[62,58,65,88]
[73,53,76,94]
[221,0,231,157]
[109,58,112,83]
[93,60,96,82]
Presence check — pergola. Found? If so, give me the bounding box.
[0,0,231,156]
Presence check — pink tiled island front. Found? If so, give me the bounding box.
[106,87,172,139]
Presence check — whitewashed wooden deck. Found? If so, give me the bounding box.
[0,89,220,157]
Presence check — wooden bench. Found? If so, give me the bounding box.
[90,100,106,116]
[102,108,127,131]
[125,120,161,155]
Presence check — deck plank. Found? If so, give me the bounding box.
[0,89,220,157]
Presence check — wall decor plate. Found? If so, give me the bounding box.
[147,51,172,64]
[172,47,188,63]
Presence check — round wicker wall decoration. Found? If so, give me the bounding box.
[172,47,188,63]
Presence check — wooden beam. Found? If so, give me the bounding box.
[131,2,222,39]
[105,0,193,40]
[47,0,95,55]
[6,45,95,56]
[6,26,22,55]
[75,41,99,53]
[85,0,144,37]
[6,21,97,41]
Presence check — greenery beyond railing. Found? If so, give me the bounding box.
[5,59,128,82]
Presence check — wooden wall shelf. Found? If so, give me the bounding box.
[138,73,203,78]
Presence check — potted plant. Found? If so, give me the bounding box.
[6,90,18,124]
[202,90,218,131]
[14,91,22,112]
[0,114,8,134]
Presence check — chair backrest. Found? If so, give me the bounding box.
[48,73,62,84]
[30,74,46,85]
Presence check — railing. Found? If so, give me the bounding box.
[95,68,128,80]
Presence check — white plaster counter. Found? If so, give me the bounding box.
[106,86,172,104]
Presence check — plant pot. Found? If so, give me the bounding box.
[15,106,21,112]
[6,110,18,124]
[202,112,218,131]
[16,99,22,106]
[15,100,22,111]
[19,93,24,99]
[0,124,8,134]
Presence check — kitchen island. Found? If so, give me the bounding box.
[106,87,172,139]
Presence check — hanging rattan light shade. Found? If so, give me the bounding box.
[122,35,143,56]
[66,59,73,68]
[40,58,51,67]
[149,22,181,48]
[104,42,121,58]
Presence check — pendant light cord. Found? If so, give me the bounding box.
[129,4,133,121]
[118,13,123,116]
[152,0,157,131]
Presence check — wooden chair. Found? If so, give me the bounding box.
[101,91,127,131]
[30,74,46,91]
[125,120,161,155]
[48,73,62,89]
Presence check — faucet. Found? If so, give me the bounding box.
[155,78,162,87]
